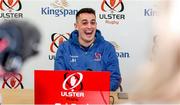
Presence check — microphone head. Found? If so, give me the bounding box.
[87,68,93,71]
[0,20,41,72]
[0,20,41,61]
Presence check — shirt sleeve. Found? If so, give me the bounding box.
[54,44,66,70]
[105,43,121,91]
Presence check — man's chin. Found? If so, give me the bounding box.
[85,38,95,43]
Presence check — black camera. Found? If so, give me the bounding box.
[0,20,41,72]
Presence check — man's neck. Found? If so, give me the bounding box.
[78,38,95,47]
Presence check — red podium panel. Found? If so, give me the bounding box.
[34,70,110,104]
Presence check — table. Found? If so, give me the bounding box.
[0,89,128,104]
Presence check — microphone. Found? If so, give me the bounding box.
[86,68,93,71]
[0,20,41,72]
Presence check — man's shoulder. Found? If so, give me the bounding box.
[101,40,114,48]
[95,40,115,52]
[58,40,72,49]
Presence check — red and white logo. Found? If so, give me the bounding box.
[94,52,102,61]
[0,0,22,12]
[50,33,70,53]
[2,72,24,89]
[101,0,124,12]
[62,72,83,91]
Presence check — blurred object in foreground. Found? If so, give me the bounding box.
[0,20,41,73]
[130,0,180,104]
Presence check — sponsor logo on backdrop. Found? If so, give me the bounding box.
[2,72,24,89]
[41,0,78,17]
[144,8,158,16]
[0,0,23,18]
[49,33,70,60]
[50,0,68,9]
[99,0,125,25]
[110,41,130,58]
[144,4,160,17]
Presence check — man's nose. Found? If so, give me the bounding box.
[87,23,92,28]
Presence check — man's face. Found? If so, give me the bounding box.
[75,13,97,44]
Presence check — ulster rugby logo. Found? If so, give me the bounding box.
[62,72,83,91]
[94,52,102,61]
[50,33,70,53]
[2,72,24,89]
[101,0,124,12]
[0,0,22,12]
[99,0,125,25]
[61,72,84,98]
[48,33,70,61]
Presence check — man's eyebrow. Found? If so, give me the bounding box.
[81,19,88,22]
[81,19,96,22]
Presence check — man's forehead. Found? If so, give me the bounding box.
[78,13,96,19]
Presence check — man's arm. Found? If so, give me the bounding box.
[105,43,121,91]
[54,45,66,70]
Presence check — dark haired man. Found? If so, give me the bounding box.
[54,8,121,91]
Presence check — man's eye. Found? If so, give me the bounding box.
[91,21,96,25]
[82,22,88,25]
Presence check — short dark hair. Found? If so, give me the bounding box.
[76,8,96,21]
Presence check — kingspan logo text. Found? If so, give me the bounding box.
[41,7,78,17]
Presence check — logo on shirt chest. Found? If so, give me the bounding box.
[94,52,101,61]
[70,55,78,63]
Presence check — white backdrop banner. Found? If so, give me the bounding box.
[0,0,160,93]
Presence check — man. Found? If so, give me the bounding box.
[54,8,121,91]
